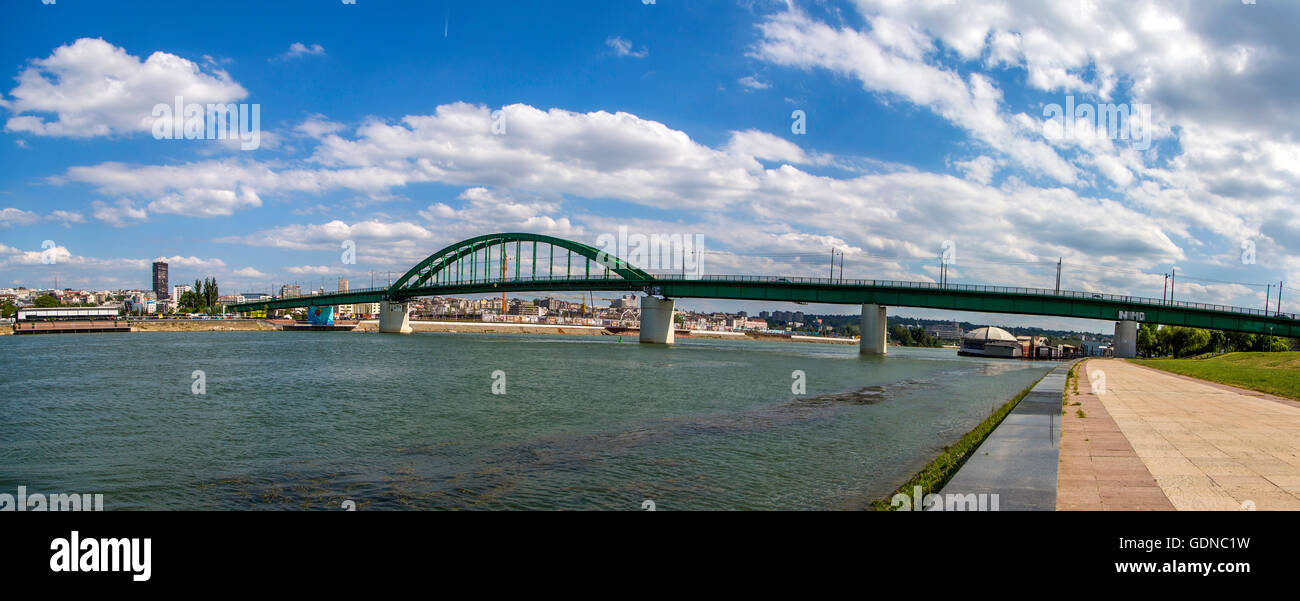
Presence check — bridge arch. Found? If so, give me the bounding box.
[387,232,654,294]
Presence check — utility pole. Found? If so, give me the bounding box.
[1278,281,1284,316]
[829,249,836,281]
[1266,283,1271,312]
[838,251,844,282]
[1163,274,1168,304]
[1055,257,1062,294]
[1169,267,1175,304]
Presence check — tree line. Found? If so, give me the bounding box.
[176,278,221,313]
[1136,323,1292,358]
[889,324,944,347]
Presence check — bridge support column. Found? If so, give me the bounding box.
[639,296,675,344]
[379,300,412,334]
[1114,320,1138,358]
[860,304,887,355]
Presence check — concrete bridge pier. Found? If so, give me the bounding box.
[639,296,676,344]
[379,300,412,334]
[860,303,887,355]
[1114,320,1138,358]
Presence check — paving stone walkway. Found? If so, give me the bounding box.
[1058,361,1172,510]
[1060,359,1300,511]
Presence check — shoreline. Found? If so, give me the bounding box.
[7,318,858,345]
[353,319,858,344]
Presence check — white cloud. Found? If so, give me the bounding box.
[91,199,148,227]
[737,75,770,90]
[952,156,998,185]
[0,208,40,227]
[285,265,337,276]
[149,186,261,217]
[296,114,345,139]
[1,38,247,138]
[48,210,85,227]
[606,36,648,58]
[233,267,267,278]
[725,129,824,165]
[218,219,435,267]
[154,255,227,269]
[419,187,581,239]
[279,43,325,60]
[751,6,1078,184]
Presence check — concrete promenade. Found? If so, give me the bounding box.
[1060,359,1300,510]
[939,362,1072,510]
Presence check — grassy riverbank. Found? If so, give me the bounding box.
[870,372,1050,510]
[1131,352,1300,401]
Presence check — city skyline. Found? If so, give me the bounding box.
[3,1,1299,336]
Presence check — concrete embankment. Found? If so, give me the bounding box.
[937,361,1076,510]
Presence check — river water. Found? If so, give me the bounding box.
[1,331,1056,510]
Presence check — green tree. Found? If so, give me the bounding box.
[1,300,16,318]
[890,324,913,345]
[34,295,61,308]
[1159,326,1210,358]
[1207,330,1228,354]
[1137,323,1159,357]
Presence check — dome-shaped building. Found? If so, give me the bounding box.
[959,326,1023,358]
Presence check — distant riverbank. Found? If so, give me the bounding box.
[354,319,857,344]
[130,319,278,332]
[8,317,856,345]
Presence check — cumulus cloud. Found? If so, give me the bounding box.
[1,38,247,138]
[419,187,581,239]
[751,6,1078,184]
[0,208,40,227]
[91,199,148,227]
[296,114,345,139]
[952,156,998,185]
[737,75,771,90]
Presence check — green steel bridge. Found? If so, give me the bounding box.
[228,232,1300,338]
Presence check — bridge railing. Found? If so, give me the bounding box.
[648,274,1299,321]
[246,274,1297,322]
[233,286,392,306]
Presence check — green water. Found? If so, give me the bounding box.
[0,331,1056,510]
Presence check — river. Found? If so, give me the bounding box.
[0,331,1057,510]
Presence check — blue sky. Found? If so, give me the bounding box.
[3,0,1299,333]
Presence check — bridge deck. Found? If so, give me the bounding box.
[228,275,1300,338]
